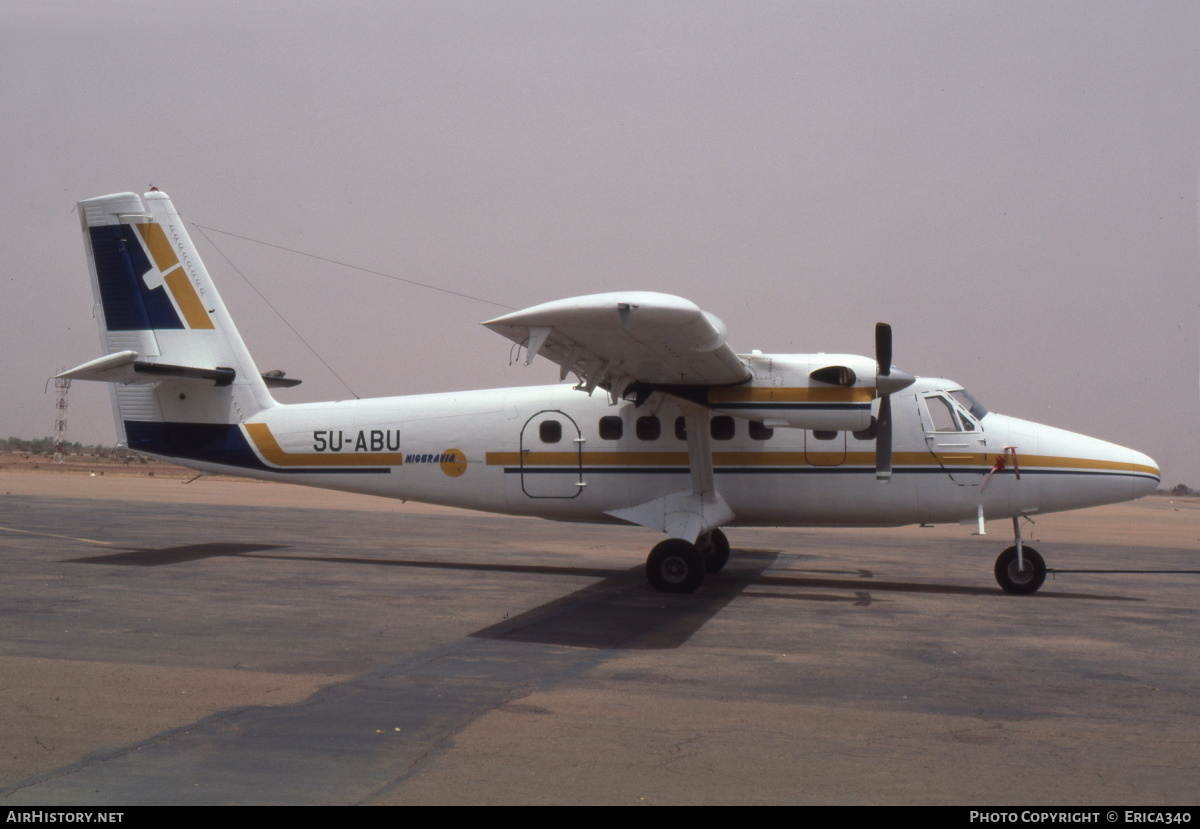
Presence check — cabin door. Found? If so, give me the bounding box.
[518,410,585,498]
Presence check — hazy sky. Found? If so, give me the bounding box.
[3,2,1198,486]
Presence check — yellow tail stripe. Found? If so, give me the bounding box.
[133,223,179,272]
[163,267,216,330]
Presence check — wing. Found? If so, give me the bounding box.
[483,292,749,393]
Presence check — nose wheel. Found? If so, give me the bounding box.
[994,546,1046,594]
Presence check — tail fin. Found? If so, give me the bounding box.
[61,189,276,454]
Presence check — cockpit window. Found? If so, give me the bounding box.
[925,395,963,432]
[950,389,988,420]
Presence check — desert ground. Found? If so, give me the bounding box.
[1,456,1196,805]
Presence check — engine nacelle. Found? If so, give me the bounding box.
[706,353,882,432]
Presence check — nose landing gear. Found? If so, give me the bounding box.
[994,515,1047,594]
[995,545,1046,594]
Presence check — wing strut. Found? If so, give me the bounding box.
[605,399,735,543]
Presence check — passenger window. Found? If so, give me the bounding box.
[749,421,773,441]
[539,420,562,444]
[599,416,623,440]
[636,416,661,441]
[675,416,687,441]
[710,416,735,441]
[812,430,838,441]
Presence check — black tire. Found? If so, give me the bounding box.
[702,528,731,574]
[995,546,1046,595]
[646,539,706,594]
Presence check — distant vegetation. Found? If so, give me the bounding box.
[1,436,137,458]
[1162,483,1198,497]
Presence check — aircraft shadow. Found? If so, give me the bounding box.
[66,543,290,566]
[751,573,1140,602]
[237,550,778,649]
[64,545,1138,652]
[469,551,778,649]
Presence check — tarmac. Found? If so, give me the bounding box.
[0,468,1197,805]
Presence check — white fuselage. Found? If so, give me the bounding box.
[159,377,1159,531]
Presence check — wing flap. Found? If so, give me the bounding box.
[484,292,749,390]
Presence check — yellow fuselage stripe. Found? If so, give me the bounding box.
[245,423,404,467]
[707,387,875,403]
[484,450,1157,476]
[238,425,1157,477]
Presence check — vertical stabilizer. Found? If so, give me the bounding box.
[69,190,275,451]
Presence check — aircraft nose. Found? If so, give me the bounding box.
[1127,447,1160,498]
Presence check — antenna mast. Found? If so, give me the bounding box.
[53,375,70,464]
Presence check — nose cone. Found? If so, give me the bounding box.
[1127,447,1161,499]
[988,414,1160,511]
[1052,432,1161,504]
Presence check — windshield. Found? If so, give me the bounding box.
[950,389,988,420]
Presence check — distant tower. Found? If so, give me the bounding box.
[53,376,71,464]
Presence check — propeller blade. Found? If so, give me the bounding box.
[876,395,892,482]
[875,322,892,376]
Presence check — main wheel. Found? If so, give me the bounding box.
[646,539,706,594]
[994,546,1046,595]
[702,528,731,573]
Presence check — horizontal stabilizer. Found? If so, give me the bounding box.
[59,352,302,389]
[58,352,236,386]
[57,350,140,382]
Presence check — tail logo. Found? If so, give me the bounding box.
[132,223,215,330]
[91,221,214,332]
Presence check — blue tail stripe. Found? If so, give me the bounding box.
[91,225,183,331]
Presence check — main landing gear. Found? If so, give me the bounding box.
[645,528,730,594]
[993,516,1047,595]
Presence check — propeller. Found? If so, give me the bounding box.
[874,322,914,483]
